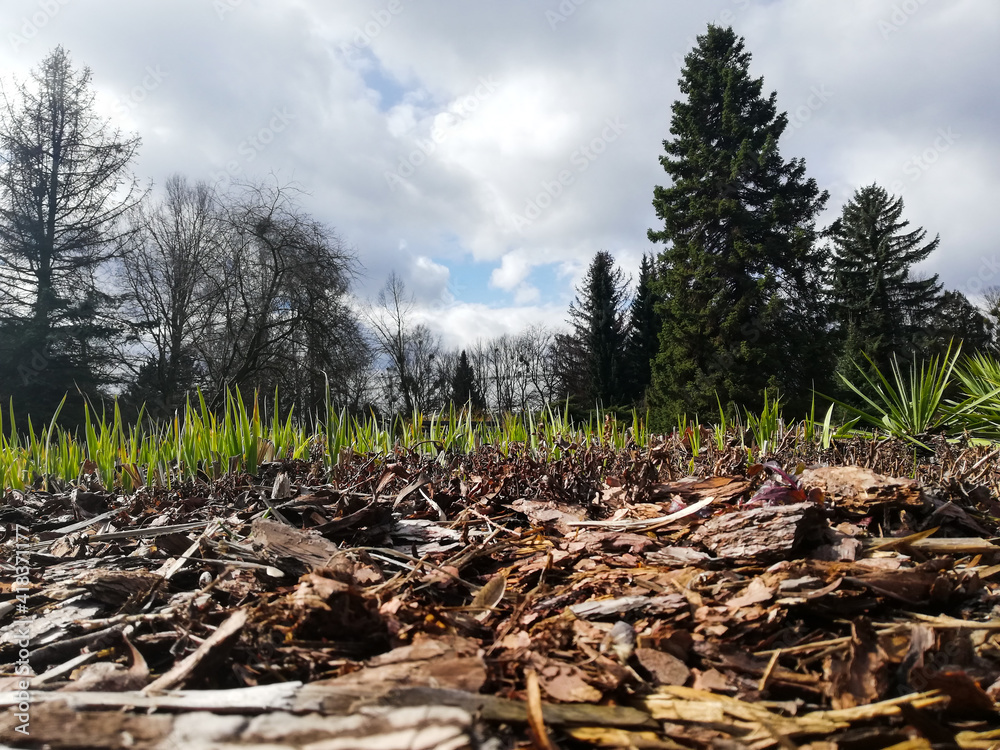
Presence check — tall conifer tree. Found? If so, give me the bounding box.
[623,254,661,405]
[450,349,485,411]
[830,184,943,373]
[647,25,830,426]
[923,290,993,357]
[566,250,628,409]
[0,47,142,422]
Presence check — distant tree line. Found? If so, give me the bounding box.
[0,47,572,425]
[0,42,995,431]
[365,271,564,416]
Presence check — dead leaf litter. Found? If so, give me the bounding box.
[2,435,1000,748]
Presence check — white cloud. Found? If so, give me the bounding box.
[408,254,452,301]
[385,103,419,137]
[513,284,540,305]
[490,251,532,291]
[413,301,568,350]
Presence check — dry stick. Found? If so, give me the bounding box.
[73,610,183,631]
[842,576,923,606]
[142,608,248,695]
[757,649,781,693]
[754,626,905,656]
[0,683,657,728]
[905,612,1000,629]
[29,651,96,688]
[797,643,856,671]
[49,510,118,535]
[90,520,213,543]
[28,624,128,669]
[17,518,212,551]
[359,547,480,594]
[442,527,507,572]
[365,565,408,598]
[159,521,220,582]
[525,669,558,750]
[757,717,800,750]
[166,554,283,574]
[967,446,1000,477]
[465,506,523,538]
[566,494,716,530]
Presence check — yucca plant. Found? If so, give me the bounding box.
[829,341,995,448]
[952,352,1000,441]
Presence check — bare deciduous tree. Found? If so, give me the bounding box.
[467,326,559,414]
[366,273,444,415]
[120,176,368,415]
[119,175,216,413]
[196,179,364,408]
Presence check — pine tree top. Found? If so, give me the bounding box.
[649,24,827,273]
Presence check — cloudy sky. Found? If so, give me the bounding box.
[3,0,998,349]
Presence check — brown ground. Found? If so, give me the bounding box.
[2,432,1000,748]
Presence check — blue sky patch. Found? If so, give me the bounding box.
[443,256,568,309]
[361,62,408,111]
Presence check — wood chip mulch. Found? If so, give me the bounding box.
[3,434,1000,748]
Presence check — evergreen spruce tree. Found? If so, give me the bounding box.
[551,331,590,412]
[922,290,994,357]
[647,25,830,427]
[450,349,485,411]
[830,184,943,373]
[566,251,629,409]
[623,253,662,405]
[0,47,142,424]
